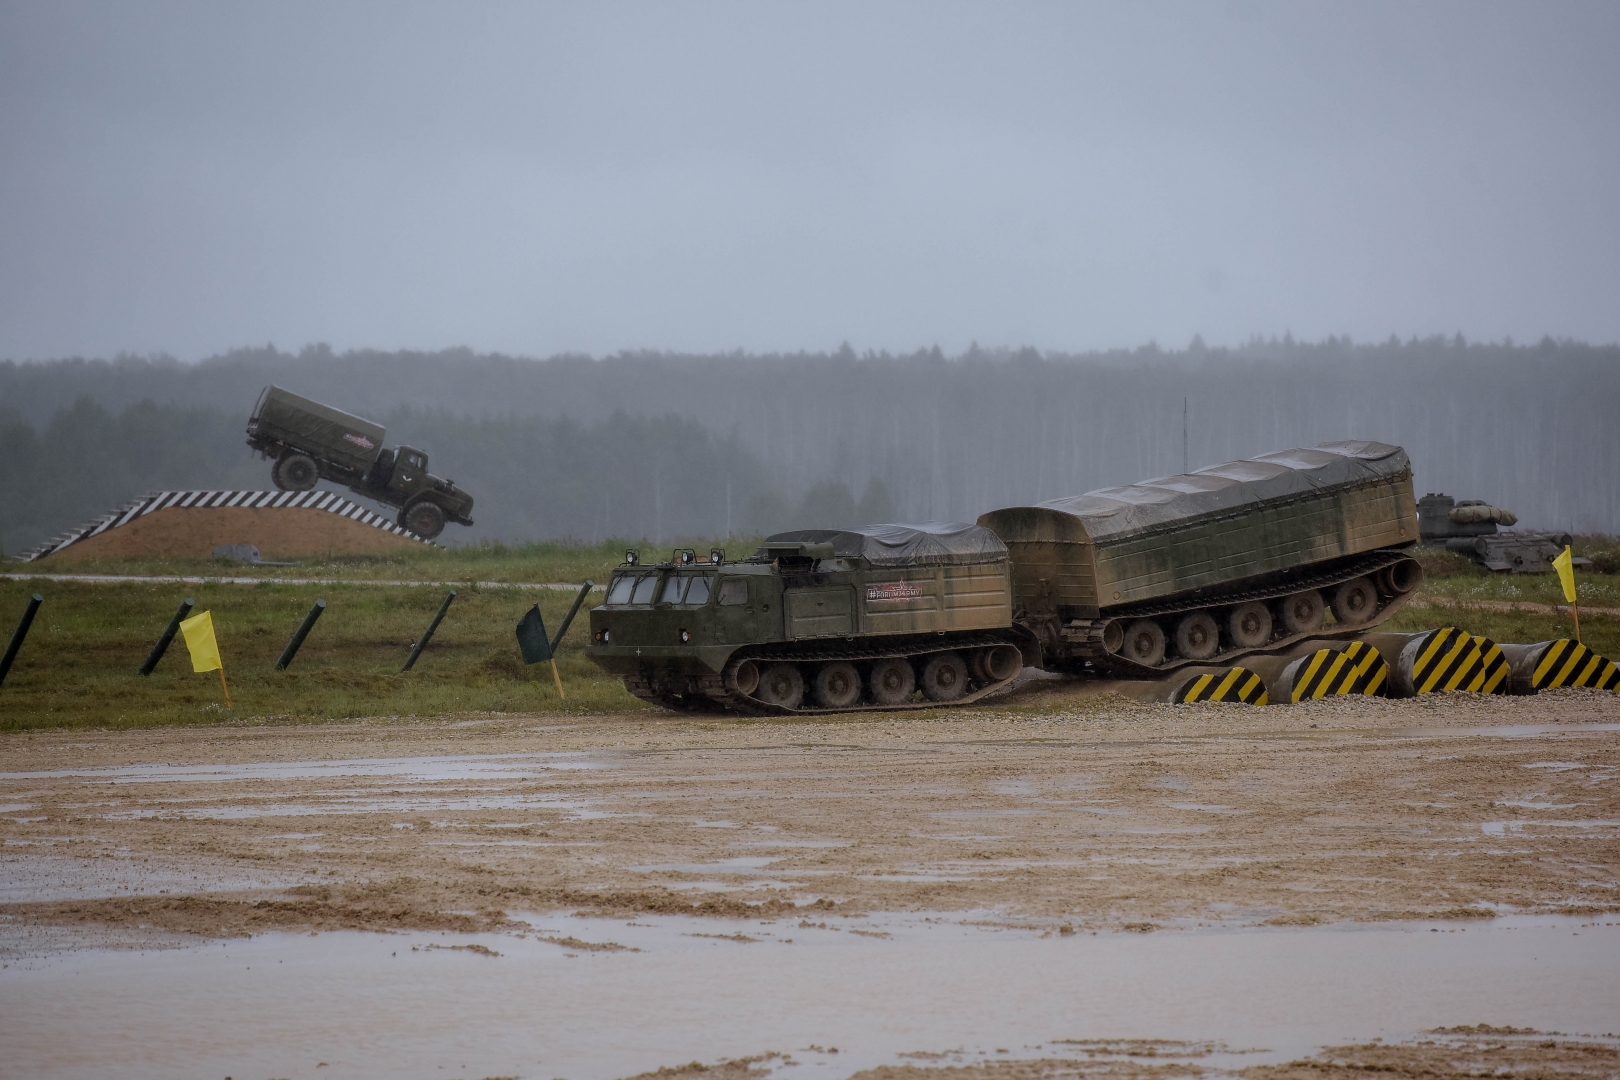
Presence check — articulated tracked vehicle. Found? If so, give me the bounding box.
[587,524,1029,713]
[585,440,1425,714]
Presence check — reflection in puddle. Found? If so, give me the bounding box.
[3,913,1615,1080]
[1483,819,1620,836]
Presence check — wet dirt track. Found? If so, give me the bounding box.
[2,689,1617,940]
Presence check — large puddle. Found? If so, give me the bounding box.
[2,912,1615,1080]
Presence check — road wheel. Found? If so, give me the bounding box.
[1278,589,1325,634]
[1174,611,1221,660]
[812,662,862,710]
[402,500,446,539]
[1331,577,1378,626]
[920,652,969,701]
[869,658,915,705]
[1226,602,1273,648]
[754,663,805,709]
[273,453,319,492]
[1120,620,1166,667]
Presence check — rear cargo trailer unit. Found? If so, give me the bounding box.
[978,440,1423,676]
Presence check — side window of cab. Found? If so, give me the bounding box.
[718,578,748,606]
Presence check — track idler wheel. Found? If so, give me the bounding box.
[984,644,1022,682]
[869,658,915,705]
[724,658,760,696]
[812,661,862,710]
[1376,560,1424,597]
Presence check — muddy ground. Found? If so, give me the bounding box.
[3,687,1616,945]
[652,1028,1620,1080]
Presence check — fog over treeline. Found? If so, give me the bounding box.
[2,338,1616,556]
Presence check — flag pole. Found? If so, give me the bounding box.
[218,666,232,707]
[1573,599,1581,645]
[549,659,565,700]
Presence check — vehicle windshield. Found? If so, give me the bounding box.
[630,574,660,604]
[660,575,688,604]
[605,574,635,605]
[685,574,713,605]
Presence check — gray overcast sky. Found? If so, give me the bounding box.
[2,1,1617,361]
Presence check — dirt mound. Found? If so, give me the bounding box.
[37,495,427,563]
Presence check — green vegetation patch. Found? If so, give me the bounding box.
[0,547,663,731]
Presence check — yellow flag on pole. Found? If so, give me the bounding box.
[1553,545,1577,604]
[179,610,223,672]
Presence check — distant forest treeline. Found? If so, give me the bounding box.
[2,337,1616,555]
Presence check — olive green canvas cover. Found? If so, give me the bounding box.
[249,385,387,472]
[979,441,1417,613]
[761,522,1008,567]
[1031,441,1409,541]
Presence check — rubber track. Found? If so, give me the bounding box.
[627,634,1026,717]
[1081,552,1421,678]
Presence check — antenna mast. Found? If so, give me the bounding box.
[1182,397,1189,473]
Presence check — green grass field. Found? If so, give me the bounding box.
[2,539,1616,731]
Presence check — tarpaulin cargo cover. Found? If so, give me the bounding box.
[978,441,1417,616]
[760,522,1008,567]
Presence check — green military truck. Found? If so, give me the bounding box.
[978,440,1424,676]
[586,524,1030,714]
[245,385,475,539]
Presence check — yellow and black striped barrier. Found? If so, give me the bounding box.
[1499,639,1620,695]
[1391,627,1509,697]
[1173,667,1269,705]
[1279,640,1389,702]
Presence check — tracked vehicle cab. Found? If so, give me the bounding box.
[584,524,1025,714]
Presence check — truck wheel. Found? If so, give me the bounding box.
[754,663,804,709]
[273,453,319,492]
[402,501,446,539]
[1121,620,1166,667]
[1330,577,1378,626]
[920,652,968,701]
[1278,589,1325,634]
[1174,611,1221,660]
[812,662,862,709]
[869,658,915,705]
[1226,602,1273,648]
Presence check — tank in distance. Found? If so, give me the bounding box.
[1416,492,1581,574]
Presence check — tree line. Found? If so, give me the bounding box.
[2,335,1616,555]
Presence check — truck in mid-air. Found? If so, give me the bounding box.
[245,385,474,539]
[585,440,1426,713]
